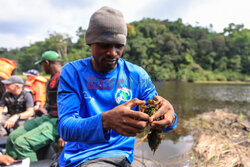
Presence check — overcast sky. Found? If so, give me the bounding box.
[0,0,249,49]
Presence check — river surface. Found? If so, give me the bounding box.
[134,81,250,167]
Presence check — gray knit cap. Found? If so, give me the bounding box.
[85,6,127,45]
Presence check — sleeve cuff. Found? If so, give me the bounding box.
[163,113,178,133]
[103,129,111,140]
[100,113,111,141]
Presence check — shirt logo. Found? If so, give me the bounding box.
[83,91,95,101]
[115,88,132,105]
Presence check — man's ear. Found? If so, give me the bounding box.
[44,60,50,65]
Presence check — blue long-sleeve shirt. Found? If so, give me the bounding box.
[57,57,177,167]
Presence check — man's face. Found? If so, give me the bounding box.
[91,43,124,73]
[41,61,50,74]
[27,75,34,80]
[4,83,16,93]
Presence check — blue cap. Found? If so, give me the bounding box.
[23,69,39,76]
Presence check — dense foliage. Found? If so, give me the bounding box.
[1,18,250,81]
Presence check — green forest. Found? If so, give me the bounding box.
[1,18,250,82]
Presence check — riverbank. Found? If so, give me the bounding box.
[184,109,250,167]
[17,74,250,84]
[194,80,250,84]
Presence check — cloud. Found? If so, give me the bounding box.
[0,33,42,49]
[0,0,250,48]
[0,20,39,35]
[136,0,194,20]
[178,0,250,32]
[48,0,96,9]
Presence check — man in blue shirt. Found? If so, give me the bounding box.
[58,6,177,167]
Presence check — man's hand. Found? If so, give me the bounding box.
[149,96,175,131]
[102,98,149,137]
[34,104,39,111]
[58,137,67,148]
[34,102,41,111]
[4,114,19,129]
[0,155,16,166]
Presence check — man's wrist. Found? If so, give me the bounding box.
[35,103,40,108]
[102,112,111,130]
[0,107,4,113]
[35,102,40,105]
[16,113,21,120]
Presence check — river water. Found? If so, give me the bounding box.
[134,81,250,167]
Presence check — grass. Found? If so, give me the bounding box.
[240,112,244,123]
[214,148,218,167]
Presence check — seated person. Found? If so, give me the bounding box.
[0,76,34,136]
[57,7,177,167]
[23,69,47,114]
[5,51,66,162]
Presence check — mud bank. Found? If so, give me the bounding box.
[185,109,250,167]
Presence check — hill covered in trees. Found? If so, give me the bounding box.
[1,18,250,81]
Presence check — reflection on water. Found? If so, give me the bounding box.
[135,81,250,166]
[134,135,193,167]
[155,81,250,117]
